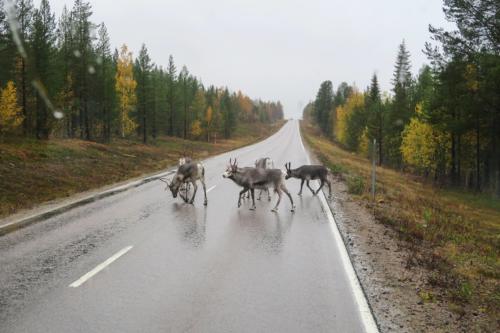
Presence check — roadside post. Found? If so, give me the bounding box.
[371,139,376,202]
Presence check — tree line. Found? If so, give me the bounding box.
[305,0,499,195]
[0,0,283,143]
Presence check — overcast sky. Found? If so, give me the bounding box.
[40,0,452,118]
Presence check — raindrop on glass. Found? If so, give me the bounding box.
[53,110,64,119]
[96,56,103,65]
[88,65,96,74]
[73,50,81,58]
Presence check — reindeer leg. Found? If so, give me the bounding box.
[306,180,316,195]
[249,189,256,210]
[201,179,208,206]
[180,190,188,203]
[272,188,282,213]
[298,179,305,195]
[189,181,198,204]
[327,179,332,199]
[315,180,325,195]
[257,189,262,201]
[238,188,247,208]
[267,188,271,201]
[281,184,295,212]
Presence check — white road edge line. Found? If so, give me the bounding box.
[297,121,379,333]
[69,245,133,288]
[207,185,216,193]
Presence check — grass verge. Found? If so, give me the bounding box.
[301,121,499,330]
[0,121,284,219]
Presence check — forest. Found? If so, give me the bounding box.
[305,0,500,196]
[0,0,284,144]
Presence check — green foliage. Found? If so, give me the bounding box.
[347,175,365,195]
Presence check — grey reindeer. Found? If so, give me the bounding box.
[284,162,332,198]
[249,157,274,201]
[165,161,208,205]
[223,158,295,212]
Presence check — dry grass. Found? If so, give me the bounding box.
[0,121,284,218]
[301,121,499,329]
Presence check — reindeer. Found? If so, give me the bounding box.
[178,156,193,194]
[284,162,332,198]
[223,158,295,212]
[244,157,274,201]
[164,161,208,205]
[255,157,274,201]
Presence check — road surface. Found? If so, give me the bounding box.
[0,120,377,333]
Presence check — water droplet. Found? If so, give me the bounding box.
[88,65,96,74]
[96,56,103,65]
[73,50,81,58]
[53,110,64,119]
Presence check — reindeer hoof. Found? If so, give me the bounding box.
[271,208,278,213]
[297,193,302,196]
[249,206,256,211]
[291,205,296,212]
[204,201,208,206]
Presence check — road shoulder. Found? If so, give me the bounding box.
[301,127,464,333]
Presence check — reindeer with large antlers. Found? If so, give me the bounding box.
[163,160,208,205]
[223,158,295,212]
[284,162,332,198]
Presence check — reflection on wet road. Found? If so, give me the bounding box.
[0,120,373,333]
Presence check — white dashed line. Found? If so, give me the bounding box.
[207,185,216,193]
[69,245,133,288]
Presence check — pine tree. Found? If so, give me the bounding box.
[314,80,334,136]
[178,65,190,139]
[0,0,15,85]
[366,73,384,164]
[31,0,56,139]
[387,41,413,167]
[13,0,34,135]
[95,23,114,142]
[70,0,94,140]
[135,43,152,143]
[166,54,176,136]
[56,5,75,137]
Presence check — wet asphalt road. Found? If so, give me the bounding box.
[0,120,370,333]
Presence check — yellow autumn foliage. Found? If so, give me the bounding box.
[205,106,213,125]
[334,90,364,145]
[191,120,202,138]
[401,117,449,173]
[115,44,137,137]
[358,127,370,157]
[0,81,23,136]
